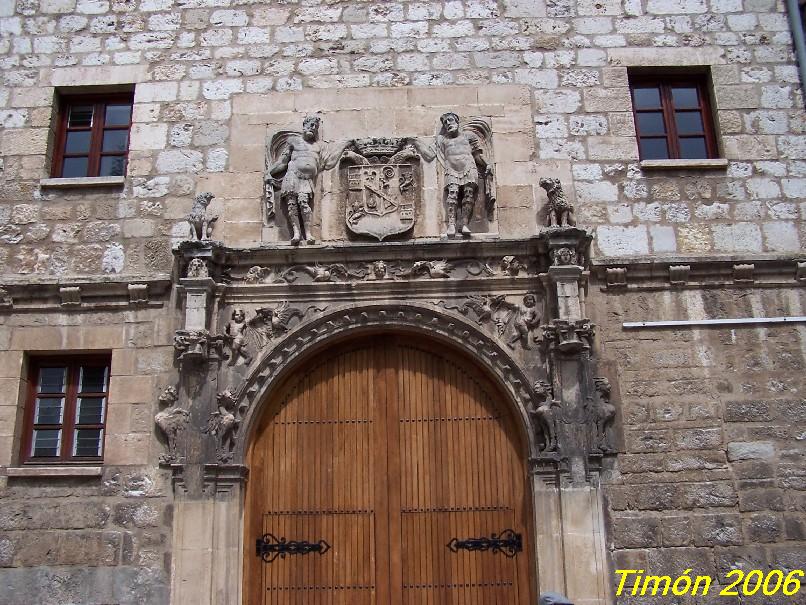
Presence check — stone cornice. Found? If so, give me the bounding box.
[591,254,805,291]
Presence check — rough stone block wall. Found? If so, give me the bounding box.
[592,286,806,600]
[0,307,176,604]
[0,0,803,276]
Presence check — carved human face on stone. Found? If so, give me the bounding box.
[441,112,460,137]
[232,309,245,323]
[372,261,387,278]
[524,294,536,308]
[302,117,320,142]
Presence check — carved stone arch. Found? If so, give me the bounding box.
[231,301,538,465]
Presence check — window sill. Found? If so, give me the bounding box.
[40,176,125,188]
[639,159,728,171]
[6,465,103,478]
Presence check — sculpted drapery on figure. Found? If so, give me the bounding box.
[410,112,496,238]
[265,116,353,245]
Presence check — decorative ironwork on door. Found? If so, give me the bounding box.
[447,528,523,558]
[255,533,331,563]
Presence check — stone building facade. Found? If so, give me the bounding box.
[0,0,804,604]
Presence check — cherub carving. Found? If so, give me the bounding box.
[154,386,189,464]
[185,258,208,279]
[265,116,353,245]
[186,192,218,241]
[551,247,578,266]
[225,308,252,366]
[365,260,390,281]
[539,178,575,227]
[504,294,542,349]
[205,390,239,463]
[591,377,616,451]
[530,380,559,452]
[409,113,495,237]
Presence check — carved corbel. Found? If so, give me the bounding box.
[733,263,755,284]
[174,329,226,369]
[0,287,12,309]
[128,283,149,305]
[541,319,594,355]
[154,386,190,464]
[605,267,627,288]
[669,264,691,286]
[60,286,81,307]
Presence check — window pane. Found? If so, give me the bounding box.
[102,130,128,153]
[105,104,132,126]
[76,397,105,425]
[633,87,661,109]
[639,138,669,160]
[100,156,126,177]
[38,367,67,393]
[73,428,103,457]
[672,86,699,108]
[636,112,666,135]
[68,105,93,128]
[80,366,108,393]
[65,131,91,154]
[35,397,65,424]
[679,137,708,159]
[62,157,89,178]
[675,111,704,135]
[32,429,61,457]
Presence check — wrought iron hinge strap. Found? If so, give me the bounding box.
[256,533,330,563]
[446,528,522,558]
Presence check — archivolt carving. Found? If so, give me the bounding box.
[225,303,539,464]
[439,293,542,350]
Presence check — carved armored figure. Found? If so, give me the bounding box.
[410,113,495,237]
[539,177,576,227]
[266,116,352,245]
[592,377,616,451]
[225,308,252,366]
[154,386,189,464]
[530,380,558,452]
[186,192,218,241]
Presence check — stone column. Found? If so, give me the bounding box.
[533,227,612,605]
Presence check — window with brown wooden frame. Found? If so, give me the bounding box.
[51,94,133,178]
[629,75,719,161]
[20,356,111,463]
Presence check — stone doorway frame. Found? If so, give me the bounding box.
[169,303,611,605]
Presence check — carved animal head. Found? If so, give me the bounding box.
[158,386,178,406]
[533,380,553,401]
[193,191,214,209]
[594,377,611,397]
[538,177,561,195]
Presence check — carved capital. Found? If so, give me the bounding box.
[541,319,594,355]
[174,329,226,368]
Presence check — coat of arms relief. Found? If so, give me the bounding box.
[263,113,497,243]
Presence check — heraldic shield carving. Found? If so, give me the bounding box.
[342,137,421,241]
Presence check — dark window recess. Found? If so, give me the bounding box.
[629,76,718,161]
[52,95,133,178]
[21,357,110,463]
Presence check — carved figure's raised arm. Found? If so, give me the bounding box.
[407,136,437,162]
[322,139,355,170]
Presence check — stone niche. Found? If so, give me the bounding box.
[225,85,540,246]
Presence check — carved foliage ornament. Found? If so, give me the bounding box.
[440,293,542,350]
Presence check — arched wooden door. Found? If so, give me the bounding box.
[244,335,533,605]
